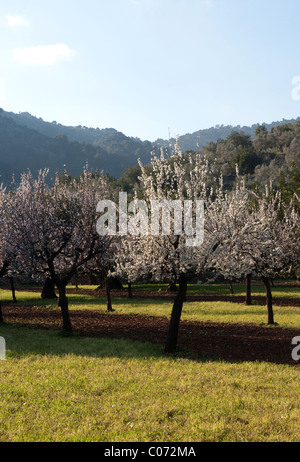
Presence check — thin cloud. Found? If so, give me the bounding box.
[6,14,29,27]
[12,44,77,65]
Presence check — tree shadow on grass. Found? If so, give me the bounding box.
[0,323,166,361]
[1,305,300,366]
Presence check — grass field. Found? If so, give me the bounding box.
[129,282,300,299]
[0,282,299,442]
[1,282,299,328]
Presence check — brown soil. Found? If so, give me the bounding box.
[70,287,300,307]
[1,303,300,367]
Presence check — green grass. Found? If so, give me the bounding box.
[122,281,300,299]
[0,325,299,442]
[4,280,300,297]
[0,283,299,442]
[1,284,299,328]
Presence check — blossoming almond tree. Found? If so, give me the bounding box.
[0,185,12,322]
[2,167,113,333]
[115,143,219,353]
[207,175,256,303]
[279,196,300,278]
[210,180,298,324]
[0,251,9,323]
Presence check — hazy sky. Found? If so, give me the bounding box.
[1,0,300,141]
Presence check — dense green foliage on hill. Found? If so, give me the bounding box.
[116,123,300,198]
[198,122,300,194]
[0,109,153,181]
[0,108,299,195]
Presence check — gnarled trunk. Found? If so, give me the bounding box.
[128,282,133,299]
[166,282,178,293]
[41,277,57,299]
[261,276,274,325]
[0,261,9,324]
[57,284,72,333]
[164,274,187,353]
[8,276,17,303]
[245,274,252,305]
[105,277,113,312]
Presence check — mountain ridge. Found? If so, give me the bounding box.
[0,107,299,181]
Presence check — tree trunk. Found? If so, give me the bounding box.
[166,282,178,293]
[8,276,17,303]
[41,277,57,299]
[245,274,252,305]
[261,276,275,325]
[164,274,187,353]
[128,282,133,299]
[229,282,234,295]
[105,277,113,312]
[57,284,72,333]
[0,260,9,278]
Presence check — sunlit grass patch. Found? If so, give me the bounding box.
[181,301,300,329]
[1,285,299,329]
[121,282,300,299]
[0,325,299,442]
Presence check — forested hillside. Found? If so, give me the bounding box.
[0,109,153,181]
[159,117,300,152]
[0,107,299,195]
[198,122,300,193]
[116,122,300,200]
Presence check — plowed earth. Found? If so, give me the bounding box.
[1,286,300,366]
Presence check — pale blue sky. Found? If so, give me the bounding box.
[0,0,300,141]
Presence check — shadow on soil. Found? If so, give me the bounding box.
[0,304,299,367]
